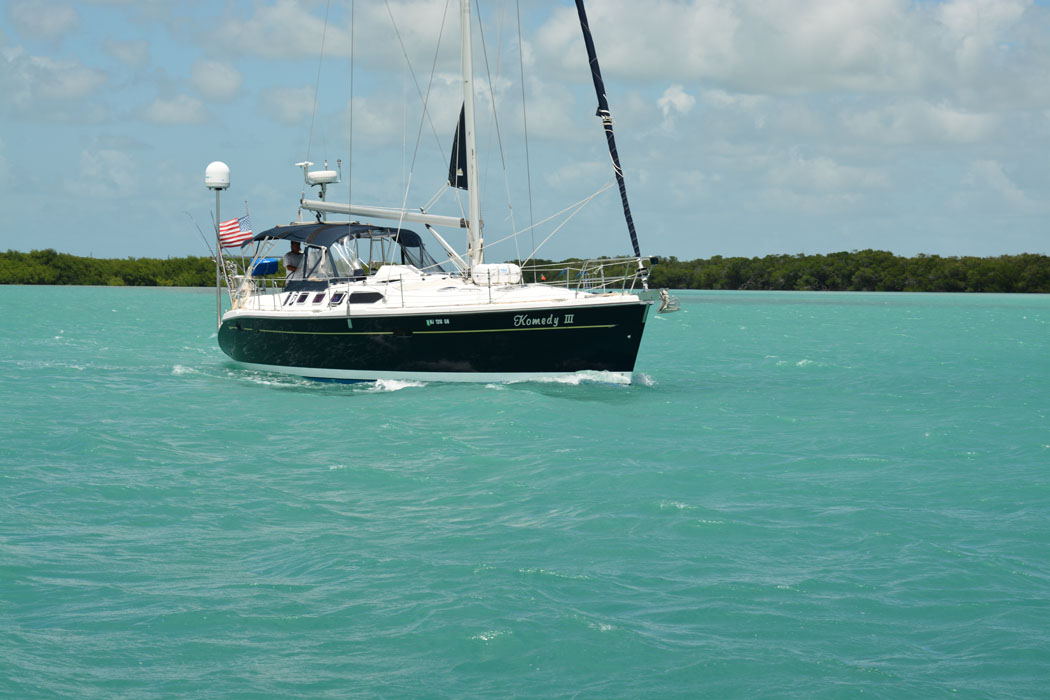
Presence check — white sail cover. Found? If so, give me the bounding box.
[471,263,522,285]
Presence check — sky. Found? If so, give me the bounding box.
[1,0,1048,262]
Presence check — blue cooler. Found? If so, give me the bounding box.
[250,258,279,276]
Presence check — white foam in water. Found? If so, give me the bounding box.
[508,370,633,386]
[228,369,311,387]
[370,378,427,392]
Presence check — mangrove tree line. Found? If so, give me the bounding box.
[1,248,1048,292]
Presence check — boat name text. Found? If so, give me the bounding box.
[513,313,574,328]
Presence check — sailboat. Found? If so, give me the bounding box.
[212,0,661,383]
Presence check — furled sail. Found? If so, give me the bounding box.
[448,104,469,190]
[574,0,641,258]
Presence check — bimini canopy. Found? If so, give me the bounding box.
[253,222,445,272]
[253,222,426,248]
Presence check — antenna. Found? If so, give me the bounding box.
[205,161,230,328]
[296,160,342,221]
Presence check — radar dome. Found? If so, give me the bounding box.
[307,170,339,185]
[205,161,230,190]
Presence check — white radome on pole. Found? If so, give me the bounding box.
[205,161,229,330]
[205,161,230,190]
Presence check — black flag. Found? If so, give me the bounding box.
[448,104,469,190]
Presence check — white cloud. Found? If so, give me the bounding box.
[761,187,863,214]
[143,94,209,125]
[518,77,586,142]
[533,0,928,94]
[210,0,361,60]
[744,0,923,93]
[544,160,610,189]
[9,1,78,41]
[530,0,1046,110]
[213,0,465,73]
[66,149,138,198]
[31,58,105,101]
[257,85,317,126]
[0,45,107,118]
[343,94,412,143]
[964,159,1035,210]
[668,168,718,204]
[104,39,149,66]
[701,89,765,112]
[658,85,695,119]
[768,151,889,192]
[699,88,771,131]
[191,60,243,102]
[937,0,1029,71]
[842,100,998,144]
[358,0,461,70]
[537,0,739,84]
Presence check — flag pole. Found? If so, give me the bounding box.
[205,162,231,330]
[242,200,250,270]
[215,188,221,328]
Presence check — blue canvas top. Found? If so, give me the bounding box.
[252,222,424,250]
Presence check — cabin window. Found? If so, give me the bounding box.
[312,293,326,304]
[348,291,384,304]
[329,293,345,305]
[296,293,310,304]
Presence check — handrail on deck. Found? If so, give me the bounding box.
[520,256,650,293]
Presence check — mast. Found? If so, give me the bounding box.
[574,0,641,258]
[460,0,483,269]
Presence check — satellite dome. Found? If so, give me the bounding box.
[205,161,230,190]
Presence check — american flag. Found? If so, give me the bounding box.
[218,214,253,248]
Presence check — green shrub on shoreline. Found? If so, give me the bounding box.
[0,249,219,287]
[2,248,1048,292]
[645,250,1050,293]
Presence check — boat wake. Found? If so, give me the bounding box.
[505,370,635,386]
[369,379,427,392]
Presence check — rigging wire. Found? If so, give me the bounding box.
[347,0,355,211]
[304,0,333,168]
[423,184,450,212]
[475,0,522,266]
[394,0,450,236]
[383,0,463,228]
[515,0,536,264]
[518,180,615,268]
[402,41,408,204]
[384,0,454,185]
[485,179,614,253]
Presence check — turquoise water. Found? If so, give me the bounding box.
[2,286,1047,699]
